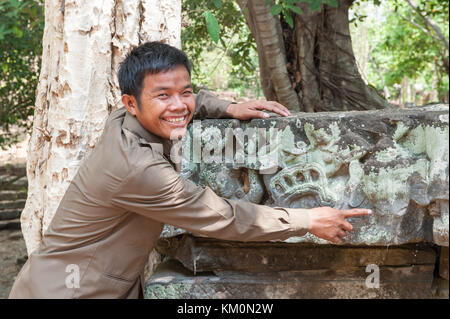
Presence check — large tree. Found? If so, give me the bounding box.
[236,0,393,112]
[21,0,181,255]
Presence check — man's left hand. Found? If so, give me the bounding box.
[226,100,292,120]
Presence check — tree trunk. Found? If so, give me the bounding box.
[238,0,301,110]
[21,0,181,255]
[239,0,392,112]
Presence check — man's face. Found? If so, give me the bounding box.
[126,65,195,140]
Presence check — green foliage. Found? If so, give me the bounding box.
[392,0,448,23]
[0,0,44,148]
[360,0,449,102]
[265,0,338,28]
[182,0,261,97]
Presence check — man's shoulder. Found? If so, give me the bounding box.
[87,107,172,175]
[83,109,159,173]
[108,106,128,120]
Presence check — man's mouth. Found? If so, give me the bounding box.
[161,114,189,126]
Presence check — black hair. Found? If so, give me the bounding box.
[118,41,191,107]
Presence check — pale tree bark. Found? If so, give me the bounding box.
[22,0,181,255]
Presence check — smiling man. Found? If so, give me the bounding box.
[9,42,371,299]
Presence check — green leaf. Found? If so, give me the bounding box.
[309,0,322,12]
[287,4,303,15]
[202,11,220,44]
[264,0,273,7]
[284,11,294,28]
[270,4,283,15]
[324,0,338,8]
[213,0,222,9]
[12,26,23,38]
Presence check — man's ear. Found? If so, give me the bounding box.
[122,94,138,116]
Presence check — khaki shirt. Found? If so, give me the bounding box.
[9,90,309,299]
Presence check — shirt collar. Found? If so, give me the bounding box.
[122,109,173,157]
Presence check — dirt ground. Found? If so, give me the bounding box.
[0,229,28,299]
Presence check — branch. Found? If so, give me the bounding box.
[405,0,449,51]
[398,13,442,43]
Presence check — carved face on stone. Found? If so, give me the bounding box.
[124,65,195,140]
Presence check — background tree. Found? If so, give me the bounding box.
[235,0,392,112]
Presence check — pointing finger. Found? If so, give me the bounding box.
[342,208,373,218]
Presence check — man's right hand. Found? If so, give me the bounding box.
[307,207,372,243]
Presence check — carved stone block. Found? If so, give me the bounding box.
[164,105,449,246]
[148,105,449,299]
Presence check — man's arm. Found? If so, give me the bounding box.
[111,150,371,243]
[112,150,309,242]
[194,90,233,120]
[194,89,292,120]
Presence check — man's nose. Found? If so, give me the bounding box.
[168,95,186,112]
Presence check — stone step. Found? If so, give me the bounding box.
[156,235,437,273]
[0,176,28,191]
[0,163,26,177]
[0,218,21,231]
[0,190,27,201]
[145,259,435,299]
[0,199,26,210]
[0,208,22,221]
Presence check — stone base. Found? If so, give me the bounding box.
[145,259,435,299]
[156,236,437,273]
[431,277,449,299]
[147,237,437,299]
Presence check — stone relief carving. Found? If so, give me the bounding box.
[170,106,449,246]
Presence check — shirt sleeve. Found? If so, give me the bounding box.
[193,89,235,120]
[110,152,310,242]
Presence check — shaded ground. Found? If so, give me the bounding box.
[0,229,27,298]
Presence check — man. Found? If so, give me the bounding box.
[9,42,371,299]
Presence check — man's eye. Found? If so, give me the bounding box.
[158,93,168,98]
[183,91,193,96]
